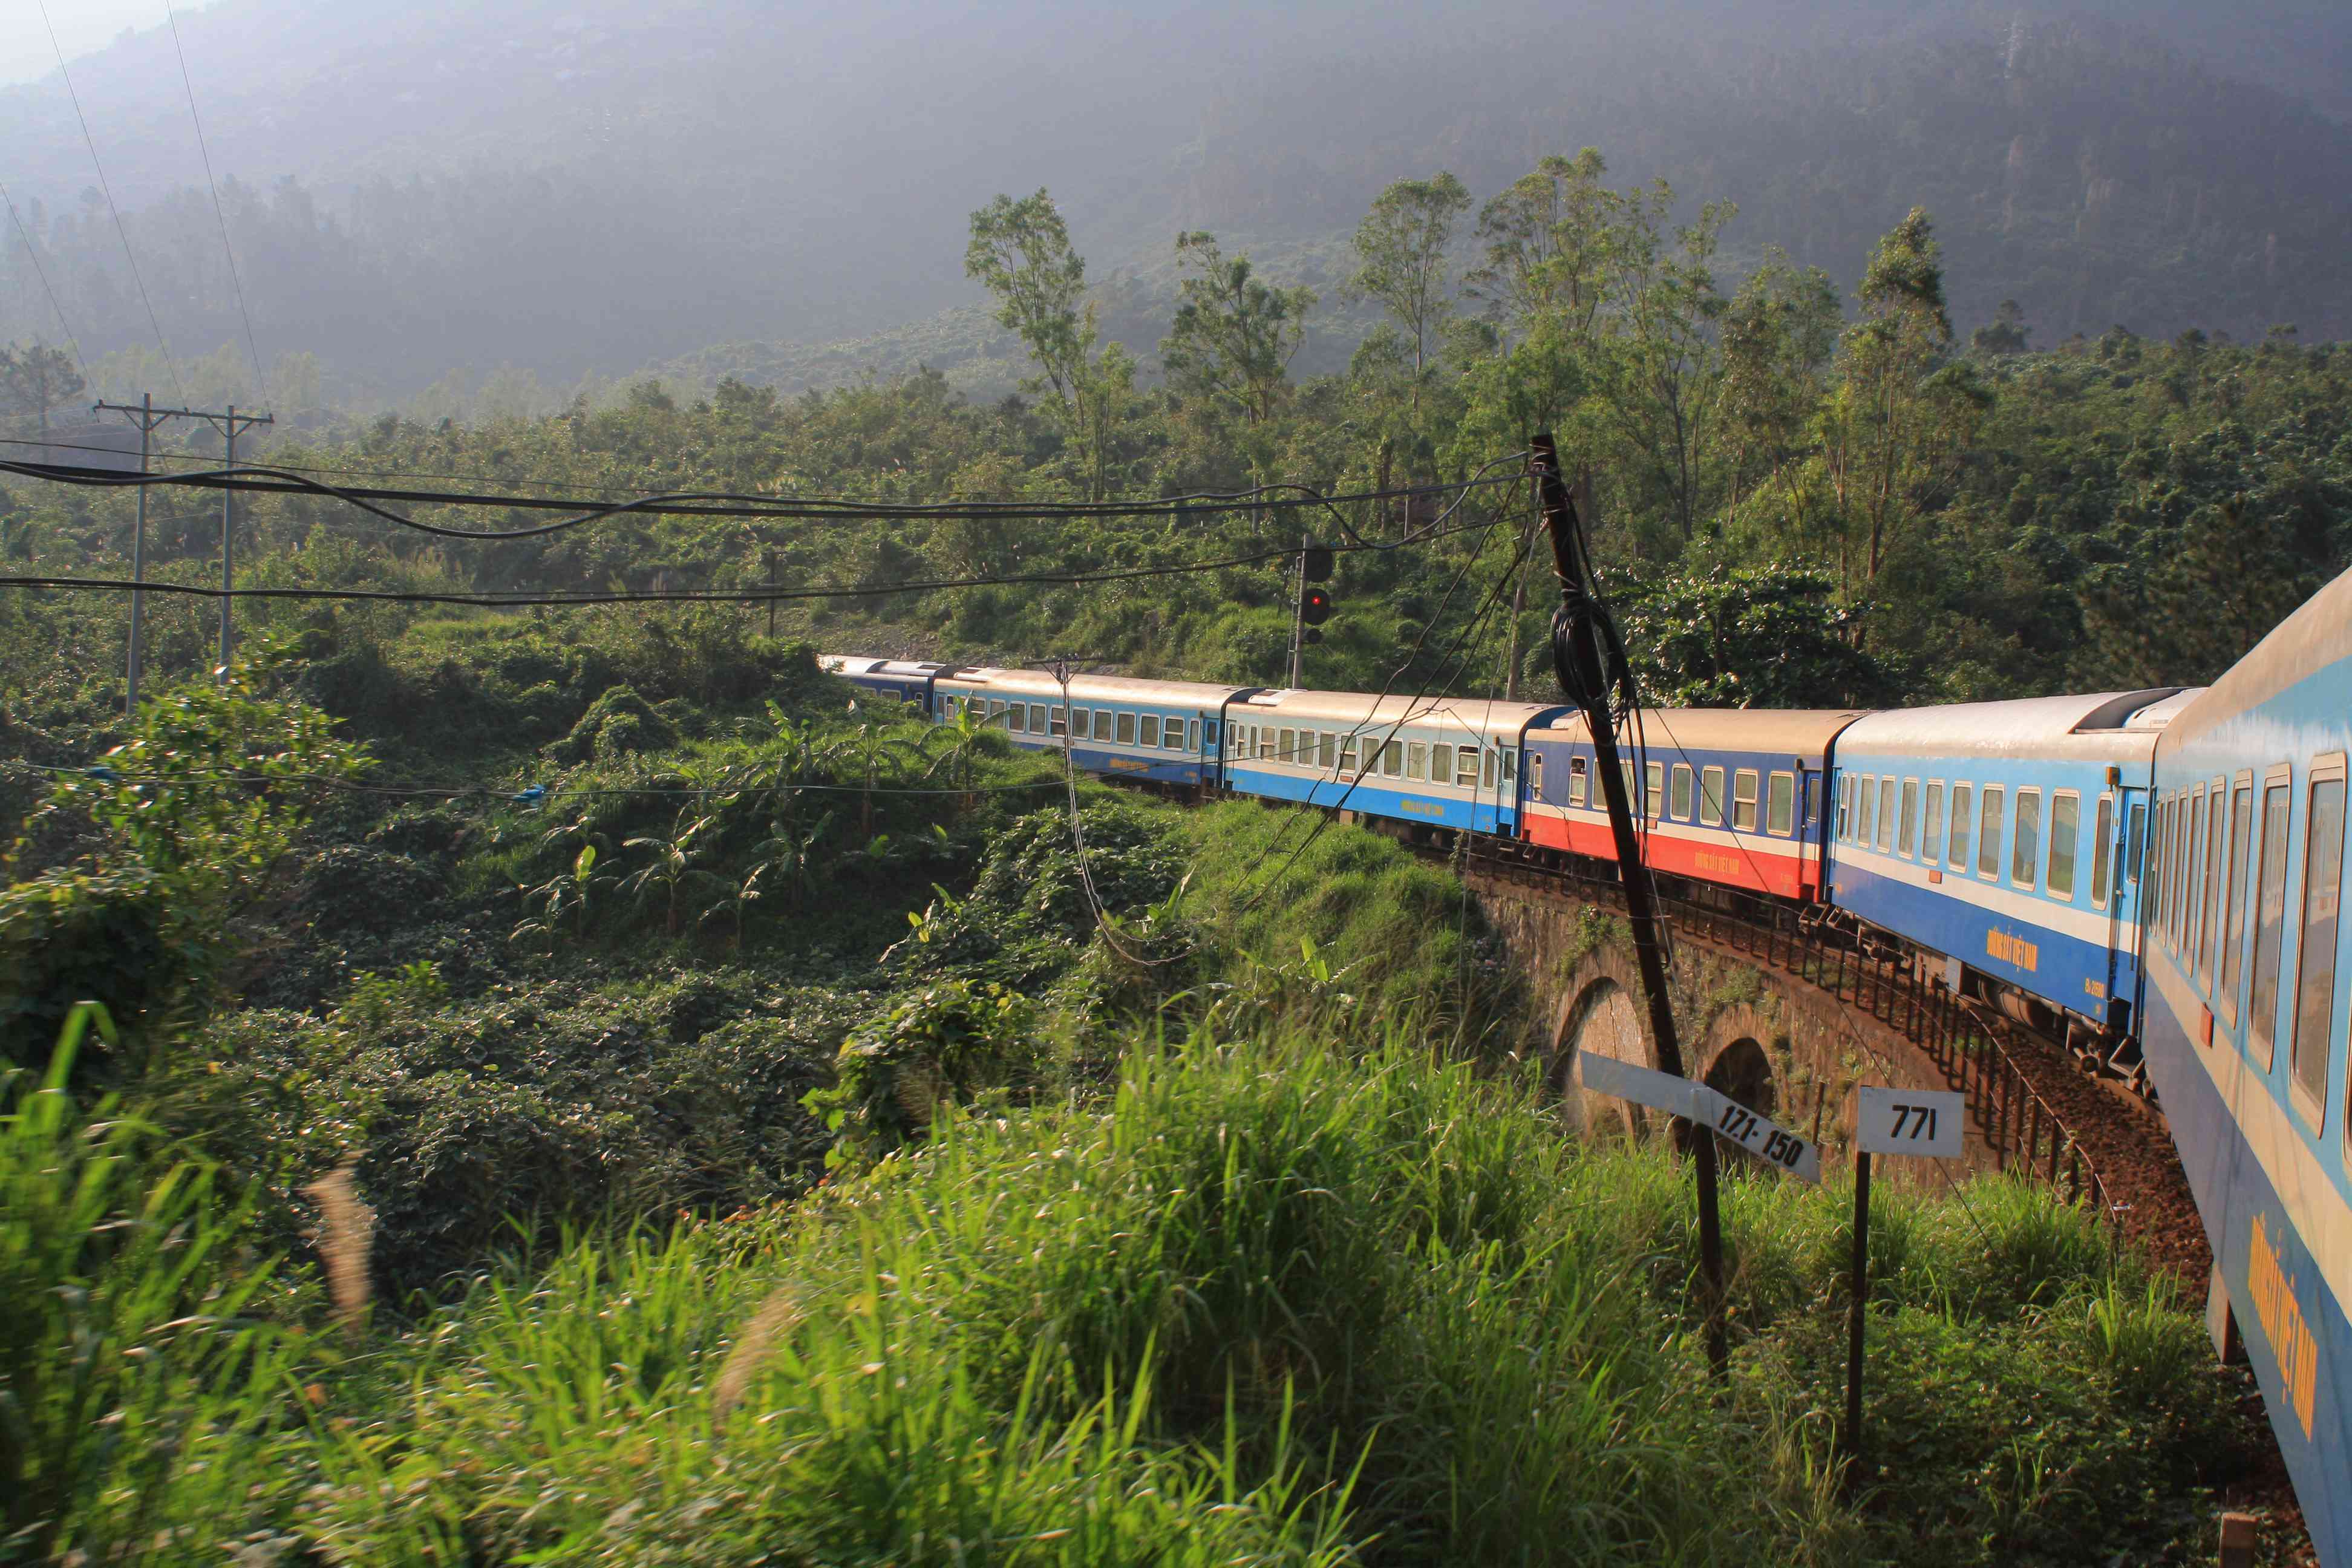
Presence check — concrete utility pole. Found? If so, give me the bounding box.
[93,397,272,696]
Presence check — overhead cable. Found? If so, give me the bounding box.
[36,0,188,403]
[161,0,268,407]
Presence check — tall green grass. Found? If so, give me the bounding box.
[4,1013,2267,1565]
[1,1007,295,1563]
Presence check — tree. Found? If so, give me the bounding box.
[1821,208,1990,591]
[1345,173,1470,415]
[0,342,85,443]
[1609,562,1899,708]
[964,190,1131,498]
[1465,149,1618,348]
[1591,190,1733,546]
[1717,250,1843,517]
[1159,232,1315,433]
[1970,299,2032,356]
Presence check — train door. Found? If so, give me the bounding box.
[2106,786,2150,1032]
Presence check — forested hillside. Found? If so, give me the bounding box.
[2,0,2348,404]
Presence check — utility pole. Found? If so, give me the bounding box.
[766,546,779,641]
[94,397,272,694]
[1530,430,1728,1376]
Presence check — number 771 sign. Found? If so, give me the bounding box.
[1856,1086,1965,1158]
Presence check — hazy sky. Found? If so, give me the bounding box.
[0,0,201,88]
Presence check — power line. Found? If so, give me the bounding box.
[161,0,267,408]
[16,759,1072,802]
[0,455,1525,540]
[0,177,90,385]
[0,535,1436,608]
[36,0,187,405]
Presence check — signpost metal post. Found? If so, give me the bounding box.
[1846,1086,1965,1486]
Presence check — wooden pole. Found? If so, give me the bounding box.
[1844,1148,1873,1489]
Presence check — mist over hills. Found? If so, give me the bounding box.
[3,0,2348,411]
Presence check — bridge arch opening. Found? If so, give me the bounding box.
[1704,1036,1776,1119]
[1555,975,1650,1142]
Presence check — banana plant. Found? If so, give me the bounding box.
[509,843,614,952]
[620,817,731,938]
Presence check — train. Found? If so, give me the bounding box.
[822,569,2352,1567]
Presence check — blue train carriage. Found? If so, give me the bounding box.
[1518,708,1864,901]
[1220,689,1567,836]
[2140,566,2352,1568]
[818,655,959,717]
[1827,690,2187,1036]
[930,667,1243,788]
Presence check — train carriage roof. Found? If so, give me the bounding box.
[1534,708,1869,762]
[935,667,1248,708]
[1836,690,2186,762]
[1235,688,1568,742]
[2158,562,2352,752]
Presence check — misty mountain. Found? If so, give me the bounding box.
[3,0,2348,408]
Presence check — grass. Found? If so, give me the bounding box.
[4,1014,2274,1566]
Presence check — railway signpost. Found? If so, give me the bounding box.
[1844,1086,1967,1486]
[1575,1053,1823,1183]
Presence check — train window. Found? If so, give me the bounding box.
[1486,749,1503,791]
[1406,742,1427,780]
[1621,761,1638,808]
[1978,786,2004,878]
[1050,706,1068,738]
[1166,719,1187,753]
[1261,727,1279,760]
[1383,741,1405,778]
[1898,779,1919,856]
[1646,762,1665,818]
[1138,714,1161,748]
[1530,753,1545,797]
[1204,719,1218,748]
[2221,782,2253,1022]
[2090,795,2114,909]
[1876,776,1897,852]
[1007,703,1027,734]
[1705,766,1729,828]
[1570,756,1589,806]
[1278,727,1295,765]
[2290,769,2345,1123]
[1922,782,1945,863]
[2013,789,2042,889]
[2157,797,2175,943]
[1116,711,1137,745]
[1475,749,1495,789]
[2251,776,2293,1069]
[1734,770,1760,832]
[1949,784,1973,869]
[1318,731,1336,771]
[1340,734,1359,775]
[1191,719,1203,753]
[1837,776,1853,840]
[1855,777,1875,846]
[1768,773,1795,837]
[2200,786,2229,988]
[2126,803,2145,887]
[2050,792,2079,900]
[1672,765,1694,820]
[1029,704,1048,733]
[1071,708,1091,740]
[1502,751,1516,786]
[2183,791,2204,955]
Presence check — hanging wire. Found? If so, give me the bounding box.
[36,0,188,403]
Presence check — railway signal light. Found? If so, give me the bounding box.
[1301,587,1333,625]
[1304,629,1324,644]
[1302,545,1333,582]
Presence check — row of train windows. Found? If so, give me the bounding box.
[2149,760,2346,1143]
[1543,757,1799,837]
[1834,774,2121,907]
[1232,721,1515,790]
[961,697,1203,753]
